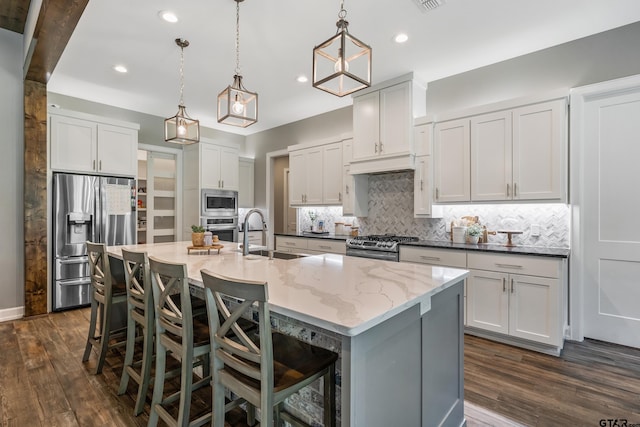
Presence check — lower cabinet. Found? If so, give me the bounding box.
[275,236,346,255]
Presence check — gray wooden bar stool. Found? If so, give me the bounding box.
[82,241,128,375]
[201,269,338,427]
[117,248,154,416]
[148,256,212,427]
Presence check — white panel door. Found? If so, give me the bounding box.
[305,147,324,205]
[509,274,560,346]
[379,82,411,156]
[50,115,97,173]
[352,91,379,159]
[466,269,509,334]
[219,147,239,191]
[288,150,306,205]
[97,124,137,176]
[201,144,221,189]
[413,156,432,217]
[471,110,512,201]
[322,142,343,204]
[583,88,640,348]
[434,118,470,202]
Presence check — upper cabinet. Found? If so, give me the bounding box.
[50,111,139,177]
[288,142,342,207]
[413,123,442,218]
[434,97,567,203]
[350,74,426,174]
[342,139,369,217]
[238,157,255,208]
[184,141,239,192]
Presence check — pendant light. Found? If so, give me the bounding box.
[164,38,200,144]
[313,0,372,97]
[217,0,258,128]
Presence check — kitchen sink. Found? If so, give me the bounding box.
[248,249,307,260]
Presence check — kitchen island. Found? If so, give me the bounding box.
[107,241,469,427]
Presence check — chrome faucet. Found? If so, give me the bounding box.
[242,208,268,256]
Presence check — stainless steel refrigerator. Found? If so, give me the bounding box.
[52,173,136,311]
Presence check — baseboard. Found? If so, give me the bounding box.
[0,306,24,323]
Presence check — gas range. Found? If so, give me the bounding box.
[346,234,419,262]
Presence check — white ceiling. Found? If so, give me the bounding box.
[48,0,640,136]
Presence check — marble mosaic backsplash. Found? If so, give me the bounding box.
[299,171,570,248]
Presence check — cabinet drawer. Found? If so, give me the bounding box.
[275,236,308,252]
[307,239,346,255]
[467,252,560,278]
[399,246,467,268]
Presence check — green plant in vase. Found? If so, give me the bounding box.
[466,223,483,244]
[191,224,205,246]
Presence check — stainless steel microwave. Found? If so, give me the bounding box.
[201,189,238,217]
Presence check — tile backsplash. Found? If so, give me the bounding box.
[300,171,570,248]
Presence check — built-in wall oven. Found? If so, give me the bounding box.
[200,217,238,243]
[201,189,237,217]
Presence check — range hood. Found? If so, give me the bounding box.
[349,152,416,175]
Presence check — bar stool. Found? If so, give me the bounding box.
[82,241,128,375]
[201,269,338,427]
[148,257,212,427]
[117,249,154,416]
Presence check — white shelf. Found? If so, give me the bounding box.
[153,229,176,236]
[138,192,147,196]
[154,210,175,216]
[154,190,175,198]
[137,228,147,232]
[138,208,147,211]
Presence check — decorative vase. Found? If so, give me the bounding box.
[192,232,205,247]
[468,235,480,244]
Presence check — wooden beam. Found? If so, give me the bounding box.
[23,0,88,316]
[0,0,30,34]
[25,0,88,83]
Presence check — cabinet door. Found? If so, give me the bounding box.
[201,144,222,189]
[414,123,432,157]
[50,115,97,173]
[305,147,324,205]
[414,155,433,217]
[379,82,412,156]
[466,269,509,334]
[97,124,138,176]
[471,111,512,201]
[322,143,343,204]
[434,118,470,202]
[512,99,565,201]
[289,150,306,205]
[342,165,354,215]
[219,147,239,191]
[352,91,380,159]
[238,158,254,208]
[509,274,560,345]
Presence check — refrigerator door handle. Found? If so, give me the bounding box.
[58,257,89,265]
[58,278,92,287]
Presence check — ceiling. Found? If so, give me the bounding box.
[18,0,640,135]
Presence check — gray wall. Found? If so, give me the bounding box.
[0,28,24,313]
[47,93,246,150]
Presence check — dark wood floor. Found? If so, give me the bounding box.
[1,308,639,426]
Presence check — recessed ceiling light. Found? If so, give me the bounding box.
[114,65,128,73]
[296,75,308,83]
[159,10,178,23]
[394,33,409,44]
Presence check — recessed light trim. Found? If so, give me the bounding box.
[114,65,128,73]
[394,33,409,44]
[296,75,308,83]
[159,10,178,23]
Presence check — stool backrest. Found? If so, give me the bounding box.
[149,256,193,341]
[121,249,151,314]
[201,269,272,390]
[86,241,112,298]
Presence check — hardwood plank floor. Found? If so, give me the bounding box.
[1,309,639,426]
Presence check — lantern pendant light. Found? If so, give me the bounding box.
[164,38,200,144]
[313,0,372,97]
[217,0,258,128]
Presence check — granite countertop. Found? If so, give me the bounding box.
[402,240,570,258]
[107,241,467,337]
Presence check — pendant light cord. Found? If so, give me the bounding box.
[235,0,241,75]
[179,43,185,106]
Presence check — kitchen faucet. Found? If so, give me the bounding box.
[242,208,268,256]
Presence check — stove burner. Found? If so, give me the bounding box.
[361,234,419,243]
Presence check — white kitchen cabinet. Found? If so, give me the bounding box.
[239,230,263,246]
[199,143,239,191]
[276,236,346,255]
[50,113,138,177]
[341,139,369,217]
[322,142,343,204]
[466,252,563,347]
[275,236,308,254]
[350,74,426,174]
[289,141,344,207]
[413,123,442,218]
[470,99,566,202]
[434,118,471,203]
[238,157,254,208]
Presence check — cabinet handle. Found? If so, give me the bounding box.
[513,182,517,197]
[435,188,439,200]
[379,142,384,153]
[346,185,350,195]
[339,192,342,202]
[419,255,441,261]
[502,277,506,292]
[420,179,424,191]
[221,180,224,188]
[374,142,378,153]
[495,263,523,269]
[99,160,102,171]
[511,278,515,293]
[93,160,96,170]
[506,183,510,197]
[319,245,331,250]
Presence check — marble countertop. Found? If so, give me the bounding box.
[403,240,570,258]
[107,241,468,337]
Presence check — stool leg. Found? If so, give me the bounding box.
[213,377,226,427]
[176,344,194,426]
[148,335,166,427]
[117,303,136,395]
[133,319,154,416]
[82,296,99,363]
[95,297,112,374]
[323,364,336,427]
